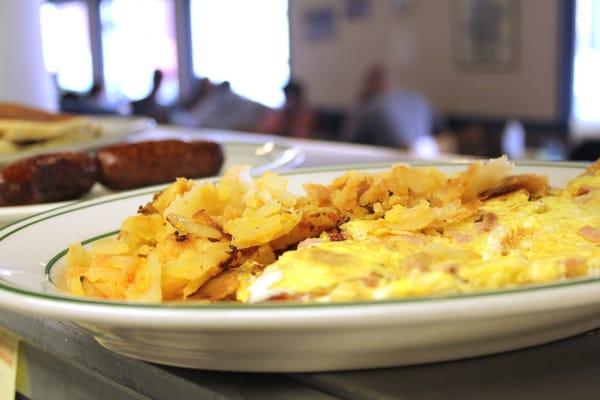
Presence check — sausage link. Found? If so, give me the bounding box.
[0,152,97,206]
[96,140,224,190]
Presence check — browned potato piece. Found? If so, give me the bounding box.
[479,174,549,200]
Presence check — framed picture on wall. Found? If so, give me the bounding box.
[455,0,519,71]
[345,0,370,19]
[303,7,335,43]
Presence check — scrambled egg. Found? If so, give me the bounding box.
[239,170,600,303]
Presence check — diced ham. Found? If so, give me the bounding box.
[574,186,593,196]
[297,238,323,249]
[474,212,498,233]
[398,233,428,245]
[564,257,587,277]
[445,230,474,244]
[573,186,600,203]
[578,226,600,244]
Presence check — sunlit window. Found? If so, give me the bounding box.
[40,1,94,93]
[572,0,600,130]
[100,0,179,104]
[190,0,290,108]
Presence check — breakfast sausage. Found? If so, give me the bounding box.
[96,140,224,190]
[0,152,97,206]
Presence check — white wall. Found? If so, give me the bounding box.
[0,0,57,111]
[290,0,561,121]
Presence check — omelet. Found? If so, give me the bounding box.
[238,164,600,303]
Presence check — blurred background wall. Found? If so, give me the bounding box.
[290,0,560,121]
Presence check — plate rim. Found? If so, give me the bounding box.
[0,159,597,326]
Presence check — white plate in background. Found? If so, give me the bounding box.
[0,161,598,372]
[0,115,156,165]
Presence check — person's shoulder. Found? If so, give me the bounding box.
[389,90,432,109]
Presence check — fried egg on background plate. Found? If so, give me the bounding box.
[238,172,600,303]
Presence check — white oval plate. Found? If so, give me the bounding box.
[0,139,303,226]
[0,161,598,372]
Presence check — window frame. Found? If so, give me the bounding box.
[45,0,196,101]
[44,0,291,105]
[560,0,575,127]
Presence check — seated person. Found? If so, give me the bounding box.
[170,78,268,132]
[60,81,117,115]
[343,65,438,156]
[130,70,170,123]
[258,80,314,138]
[569,140,600,161]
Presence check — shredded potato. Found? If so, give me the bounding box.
[66,165,345,301]
[66,156,559,303]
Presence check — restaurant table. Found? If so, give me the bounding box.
[0,126,598,399]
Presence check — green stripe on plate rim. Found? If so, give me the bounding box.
[45,230,119,280]
[0,159,597,310]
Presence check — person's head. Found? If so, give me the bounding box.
[219,81,231,92]
[359,64,388,103]
[283,80,305,108]
[198,77,214,95]
[153,70,164,85]
[88,81,103,97]
[151,70,164,95]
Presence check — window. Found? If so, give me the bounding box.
[40,0,291,110]
[100,0,179,104]
[40,1,94,93]
[572,0,600,130]
[190,0,290,108]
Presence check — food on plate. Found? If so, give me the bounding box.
[0,102,102,154]
[0,102,73,121]
[0,139,224,206]
[63,157,600,304]
[0,152,97,206]
[96,140,224,190]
